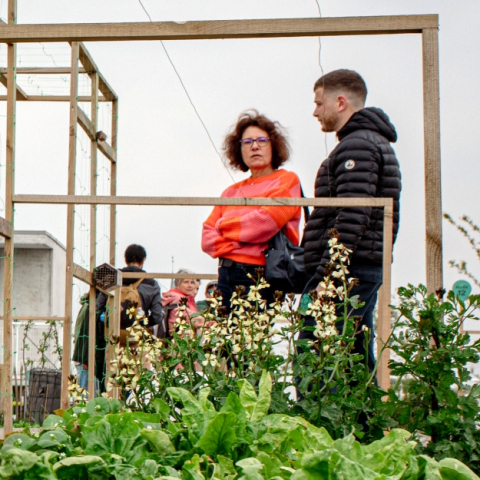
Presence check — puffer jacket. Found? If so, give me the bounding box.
[303,107,401,280]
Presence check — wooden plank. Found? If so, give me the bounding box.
[77,107,95,141]
[61,41,79,410]
[0,15,438,43]
[12,195,392,208]
[110,100,118,265]
[0,215,12,238]
[0,73,28,100]
[0,315,65,321]
[0,95,108,102]
[78,43,117,101]
[123,272,218,280]
[2,0,16,435]
[97,140,116,163]
[88,71,98,400]
[422,28,443,293]
[377,200,394,391]
[73,262,93,285]
[0,67,87,74]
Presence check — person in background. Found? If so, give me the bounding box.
[201,110,301,311]
[196,280,218,311]
[162,269,205,335]
[96,244,163,328]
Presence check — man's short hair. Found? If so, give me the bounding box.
[314,69,367,106]
[124,244,147,264]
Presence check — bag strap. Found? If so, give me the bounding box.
[131,278,144,289]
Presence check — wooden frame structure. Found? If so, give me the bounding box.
[0,7,441,433]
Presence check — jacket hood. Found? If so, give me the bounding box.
[338,107,397,143]
[120,265,156,287]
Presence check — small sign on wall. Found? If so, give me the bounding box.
[452,280,472,301]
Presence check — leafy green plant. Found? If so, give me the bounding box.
[1,376,479,479]
[104,232,389,442]
[387,285,480,472]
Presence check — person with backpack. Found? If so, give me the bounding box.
[96,244,163,340]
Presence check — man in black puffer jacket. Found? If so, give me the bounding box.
[301,69,401,372]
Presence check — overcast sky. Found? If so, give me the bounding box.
[0,0,478,303]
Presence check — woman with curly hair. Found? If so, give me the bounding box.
[201,110,302,310]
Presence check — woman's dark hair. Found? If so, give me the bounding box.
[124,244,147,264]
[223,110,290,172]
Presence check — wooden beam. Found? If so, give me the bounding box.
[78,43,117,101]
[0,215,12,238]
[422,27,443,292]
[0,15,438,43]
[0,73,28,100]
[88,71,98,400]
[98,140,116,162]
[110,100,117,265]
[377,199,394,391]
[0,67,87,74]
[0,95,108,101]
[77,107,95,141]
[0,315,65,321]
[2,0,16,435]
[123,272,218,280]
[62,41,79,410]
[73,262,93,285]
[12,194,393,208]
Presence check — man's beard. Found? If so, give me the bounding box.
[320,111,338,132]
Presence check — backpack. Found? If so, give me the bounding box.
[120,278,144,329]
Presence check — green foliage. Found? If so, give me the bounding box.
[387,285,480,473]
[1,383,479,479]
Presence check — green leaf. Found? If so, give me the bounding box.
[182,454,206,480]
[439,458,480,480]
[359,429,414,478]
[152,398,171,421]
[220,392,247,427]
[236,457,265,480]
[417,455,442,480]
[86,396,111,416]
[2,433,36,451]
[0,447,40,478]
[196,412,237,456]
[301,449,383,480]
[37,429,69,450]
[53,455,105,479]
[239,371,271,423]
[140,429,176,455]
[42,414,66,429]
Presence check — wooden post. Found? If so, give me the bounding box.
[62,42,79,409]
[422,27,443,293]
[2,0,17,434]
[87,72,99,399]
[110,100,118,265]
[377,200,394,390]
[105,272,121,400]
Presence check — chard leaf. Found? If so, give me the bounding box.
[236,457,265,480]
[239,371,271,423]
[256,451,287,479]
[42,414,66,429]
[438,458,480,480]
[152,398,171,421]
[0,448,46,478]
[301,449,383,480]
[220,392,247,429]
[360,429,414,478]
[2,433,36,451]
[196,412,237,456]
[53,455,105,479]
[140,429,176,455]
[86,396,110,416]
[417,455,442,480]
[182,454,206,480]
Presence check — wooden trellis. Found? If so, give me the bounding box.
[0,1,442,435]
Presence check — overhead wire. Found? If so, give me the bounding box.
[135,0,239,187]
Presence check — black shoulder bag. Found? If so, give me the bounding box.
[264,190,311,294]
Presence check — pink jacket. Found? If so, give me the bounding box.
[161,289,205,333]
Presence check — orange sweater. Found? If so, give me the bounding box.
[201,169,301,265]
